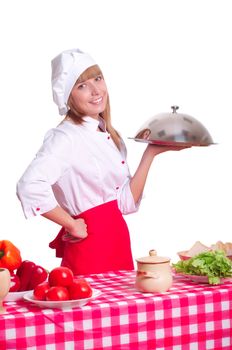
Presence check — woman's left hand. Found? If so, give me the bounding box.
[146,143,191,158]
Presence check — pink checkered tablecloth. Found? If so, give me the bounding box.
[0,270,232,350]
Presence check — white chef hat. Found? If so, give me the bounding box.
[51,48,96,115]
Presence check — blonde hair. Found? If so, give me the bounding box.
[67,65,121,150]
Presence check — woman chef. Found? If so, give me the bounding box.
[17,48,188,275]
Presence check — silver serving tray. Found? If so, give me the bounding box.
[128,137,216,147]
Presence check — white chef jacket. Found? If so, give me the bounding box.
[17,116,140,219]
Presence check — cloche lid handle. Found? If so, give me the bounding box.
[171,105,179,113]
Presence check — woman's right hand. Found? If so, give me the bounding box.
[62,218,88,242]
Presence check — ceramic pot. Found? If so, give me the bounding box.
[135,250,173,293]
[0,268,11,313]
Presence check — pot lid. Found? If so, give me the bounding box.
[129,106,215,147]
[136,250,170,264]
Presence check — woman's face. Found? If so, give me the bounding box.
[68,74,108,119]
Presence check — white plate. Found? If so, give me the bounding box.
[5,290,33,302]
[23,288,101,309]
[177,273,232,284]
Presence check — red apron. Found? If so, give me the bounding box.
[49,200,134,275]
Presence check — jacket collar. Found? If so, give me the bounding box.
[82,116,106,132]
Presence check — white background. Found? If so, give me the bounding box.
[1,0,231,271]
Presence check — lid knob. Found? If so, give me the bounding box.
[149,249,157,257]
[171,105,179,113]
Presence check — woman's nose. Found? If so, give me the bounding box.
[90,83,100,95]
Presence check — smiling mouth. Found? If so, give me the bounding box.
[91,97,103,105]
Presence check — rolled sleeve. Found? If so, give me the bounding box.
[17,177,59,219]
[16,129,72,219]
[116,177,142,215]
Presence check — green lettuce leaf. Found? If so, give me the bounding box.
[172,250,232,284]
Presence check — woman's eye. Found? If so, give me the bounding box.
[77,83,86,89]
[95,75,103,81]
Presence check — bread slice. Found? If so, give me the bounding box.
[186,241,210,257]
[211,241,232,255]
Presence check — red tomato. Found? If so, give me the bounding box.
[33,282,50,301]
[9,273,21,292]
[68,278,92,300]
[46,286,70,301]
[48,267,74,287]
